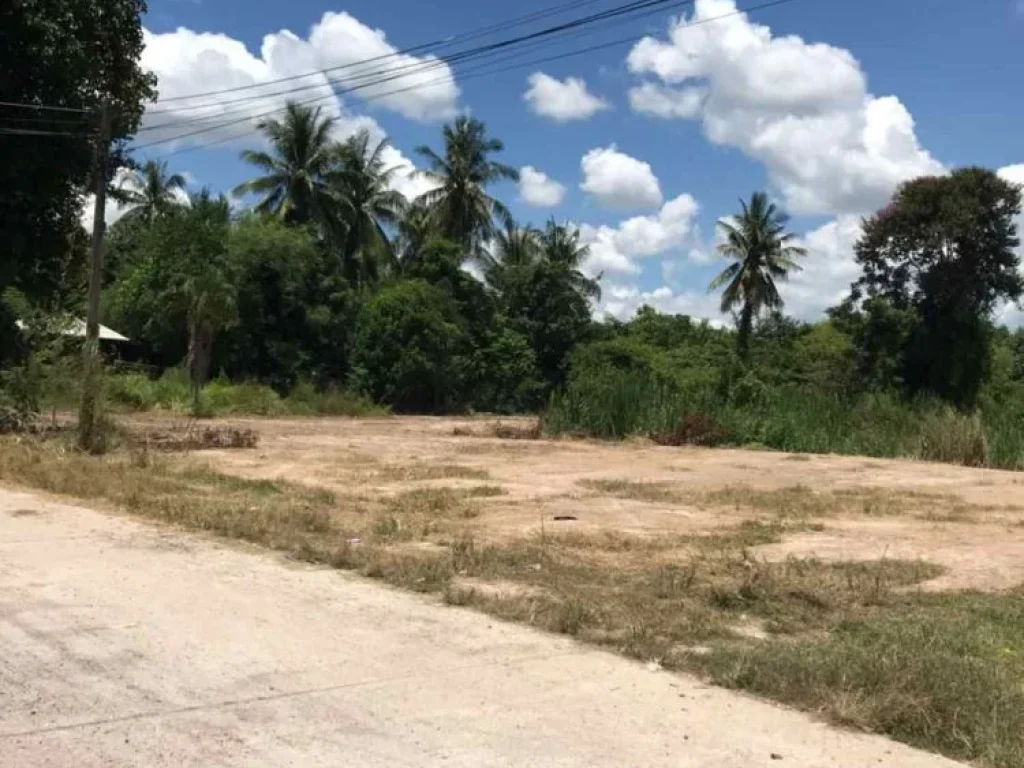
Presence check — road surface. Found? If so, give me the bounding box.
[0,488,963,767]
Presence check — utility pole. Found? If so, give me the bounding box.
[78,102,112,453]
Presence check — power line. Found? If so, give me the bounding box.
[144,0,680,119]
[0,127,91,137]
[135,0,688,149]
[0,100,92,114]
[147,0,796,162]
[151,0,609,106]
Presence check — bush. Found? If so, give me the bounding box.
[204,379,282,415]
[284,381,387,417]
[915,406,989,467]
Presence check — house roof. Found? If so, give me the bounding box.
[15,318,130,343]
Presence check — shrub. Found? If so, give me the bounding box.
[915,406,989,467]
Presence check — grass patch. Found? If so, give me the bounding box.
[695,592,1024,767]
[582,479,976,522]
[372,463,490,482]
[578,478,683,503]
[103,369,387,419]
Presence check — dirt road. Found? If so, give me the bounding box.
[0,487,962,767]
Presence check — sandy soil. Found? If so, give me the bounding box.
[131,414,1024,593]
[0,489,965,767]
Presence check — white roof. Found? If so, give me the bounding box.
[15,318,129,342]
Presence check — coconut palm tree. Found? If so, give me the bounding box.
[394,203,436,273]
[539,219,601,301]
[709,192,806,361]
[118,160,187,225]
[482,221,541,292]
[232,102,340,229]
[414,116,518,257]
[330,129,407,286]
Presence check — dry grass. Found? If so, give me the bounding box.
[369,462,490,482]
[2,434,1022,767]
[580,478,980,522]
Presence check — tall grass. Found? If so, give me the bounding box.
[545,369,1023,469]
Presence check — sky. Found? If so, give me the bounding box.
[121,0,1024,325]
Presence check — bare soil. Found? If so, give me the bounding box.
[127,414,1024,592]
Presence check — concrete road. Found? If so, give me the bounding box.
[0,489,963,767]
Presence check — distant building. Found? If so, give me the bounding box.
[15,318,129,343]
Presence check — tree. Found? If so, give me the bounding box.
[483,221,540,293]
[395,203,436,273]
[108,191,236,412]
[116,160,187,225]
[854,168,1023,406]
[709,192,806,361]
[538,219,601,301]
[232,102,340,229]
[331,129,406,286]
[0,0,156,360]
[501,222,598,391]
[414,116,518,256]
[351,280,469,412]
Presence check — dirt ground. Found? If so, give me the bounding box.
[135,414,1024,593]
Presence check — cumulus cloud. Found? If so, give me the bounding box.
[142,13,457,133]
[628,82,707,118]
[523,72,609,122]
[578,193,700,276]
[579,145,663,210]
[81,168,192,234]
[139,15,449,201]
[598,283,727,325]
[627,0,943,216]
[518,166,567,207]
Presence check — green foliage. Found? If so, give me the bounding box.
[414,116,519,253]
[0,0,155,318]
[351,280,470,412]
[546,316,1024,469]
[709,192,806,360]
[855,167,1023,406]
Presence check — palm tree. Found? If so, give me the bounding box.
[395,203,436,273]
[414,116,519,257]
[232,102,340,228]
[330,129,407,286]
[483,221,541,292]
[539,219,601,301]
[709,192,806,361]
[118,160,187,225]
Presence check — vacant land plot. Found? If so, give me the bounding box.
[2,414,1023,766]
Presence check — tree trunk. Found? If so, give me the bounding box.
[736,303,754,363]
[186,319,214,415]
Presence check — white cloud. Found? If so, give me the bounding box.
[518,166,567,207]
[628,83,706,118]
[998,164,1024,256]
[627,0,943,216]
[579,193,700,275]
[81,168,191,233]
[140,17,447,201]
[523,72,609,122]
[579,145,663,210]
[783,215,863,320]
[996,164,1024,326]
[142,13,457,133]
[598,283,727,325]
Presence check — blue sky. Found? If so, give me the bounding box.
[128,0,1024,323]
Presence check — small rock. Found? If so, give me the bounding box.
[645,660,662,673]
[770,753,783,761]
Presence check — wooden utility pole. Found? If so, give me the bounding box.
[78,102,112,453]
